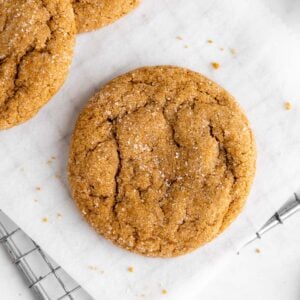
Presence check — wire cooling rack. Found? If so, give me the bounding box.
[238,193,300,251]
[0,210,93,300]
[0,193,299,299]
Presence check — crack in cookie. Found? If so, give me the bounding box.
[68,66,256,257]
[72,0,140,33]
[0,0,75,129]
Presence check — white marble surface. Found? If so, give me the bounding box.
[1,1,300,299]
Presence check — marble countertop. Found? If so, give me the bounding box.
[1,1,299,299]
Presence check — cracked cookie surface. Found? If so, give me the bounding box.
[68,66,256,257]
[0,0,75,129]
[72,0,140,33]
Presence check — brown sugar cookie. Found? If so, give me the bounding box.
[68,66,256,257]
[72,0,140,33]
[0,0,75,130]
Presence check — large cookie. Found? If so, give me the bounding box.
[0,0,75,130]
[72,0,140,33]
[68,66,256,257]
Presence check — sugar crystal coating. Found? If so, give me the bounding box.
[0,0,75,129]
[68,66,256,257]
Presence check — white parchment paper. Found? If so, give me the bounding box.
[1,0,300,299]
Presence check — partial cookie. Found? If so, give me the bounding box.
[0,0,75,130]
[72,0,140,33]
[68,66,256,257]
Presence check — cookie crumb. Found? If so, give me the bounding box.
[36,186,41,191]
[55,174,61,179]
[230,48,237,55]
[220,47,224,51]
[88,265,98,271]
[47,156,56,165]
[284,102,292,110]
[255,248,261,254]
[57,213,62,219]
[211,62,220,69]
[161,289,168,295]
[127,266,134,273]
[207,39,213,44]
[184,44,189,49]
[42,217,48,223]
[176,36,182,40]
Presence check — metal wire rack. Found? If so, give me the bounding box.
[239,193,300,251]
[0,210,93,300]
[0,193,299,299]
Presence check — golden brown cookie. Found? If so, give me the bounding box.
[68,66,256,257]
[72,0,140,33]
[0,0,75,130]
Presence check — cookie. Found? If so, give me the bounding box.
[0,0,75,130]
[72,0,140,33]
[68,66,256,257]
